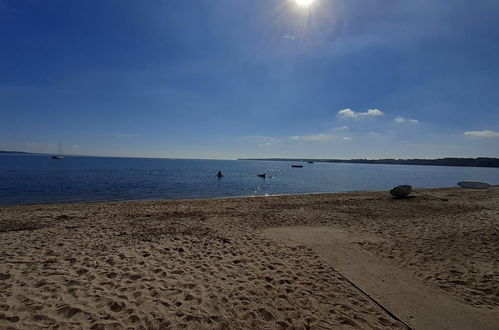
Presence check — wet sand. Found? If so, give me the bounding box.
[1,187,498,329]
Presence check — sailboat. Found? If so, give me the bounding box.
[51,141,64,159]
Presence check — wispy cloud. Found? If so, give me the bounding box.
[284,35,296,41]
[290,133,351,143]
[464,130,499,139]
[338,108,384,119]
[394,117,419,124]
[245,136,281,147]
[331,126,349,131]
[368,130,395,137]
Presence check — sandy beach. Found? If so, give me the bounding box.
[1,187,498,329]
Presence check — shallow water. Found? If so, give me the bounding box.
[1,154,498,205]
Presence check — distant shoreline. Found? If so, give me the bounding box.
[0,150,34,155]
[239,157,499,168]
[2,151,499,167]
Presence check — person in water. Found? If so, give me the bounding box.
[216,170,223,178]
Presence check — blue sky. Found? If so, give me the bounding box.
[1,0,499,159]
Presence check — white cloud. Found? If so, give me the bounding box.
[394,117,419,124]
[284,35,296,40]
[331,126,349,131]
[246,136,281,147]
[290,134,351,143]
[337,109,356,118]
[464,130,499,139]
[368,130,394,137]
[338,108,384,119]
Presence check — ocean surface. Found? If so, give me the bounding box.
[1,154,498,205]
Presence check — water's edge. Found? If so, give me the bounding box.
[3,185,493,208]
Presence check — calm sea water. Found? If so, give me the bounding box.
[0,154,498,205]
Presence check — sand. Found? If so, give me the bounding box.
[0,187,498,329]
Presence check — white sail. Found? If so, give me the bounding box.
[51,140,64,159]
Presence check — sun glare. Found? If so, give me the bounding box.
[295,0,315,8]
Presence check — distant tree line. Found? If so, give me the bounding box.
[240,157,499,168]
[0,151,31,154]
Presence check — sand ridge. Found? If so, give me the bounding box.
[1,187,498,329]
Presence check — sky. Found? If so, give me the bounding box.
[1,0,499,159]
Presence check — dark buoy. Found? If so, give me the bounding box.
[216,170,223,178]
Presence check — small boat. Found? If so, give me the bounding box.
[390,185,412,198]
[257,173,266,178]
[291,164,303,168]
[51,141,64,160]
[216,170,223,178]
[457,181,490,189]
[307,161,314,164]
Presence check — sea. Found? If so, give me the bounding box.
[1,154,498,206]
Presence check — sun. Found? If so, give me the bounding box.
[295,0,315,8]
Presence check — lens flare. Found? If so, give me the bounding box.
[295,0,315,8]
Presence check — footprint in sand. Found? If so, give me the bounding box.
[108,301,125,313]
[0,273,11,281]
[56,304,82,319]
[76,268,89,276]
[0,315,20,323]
[106,272,117,279]
[128,274,141,280]
[128,314,140,323]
